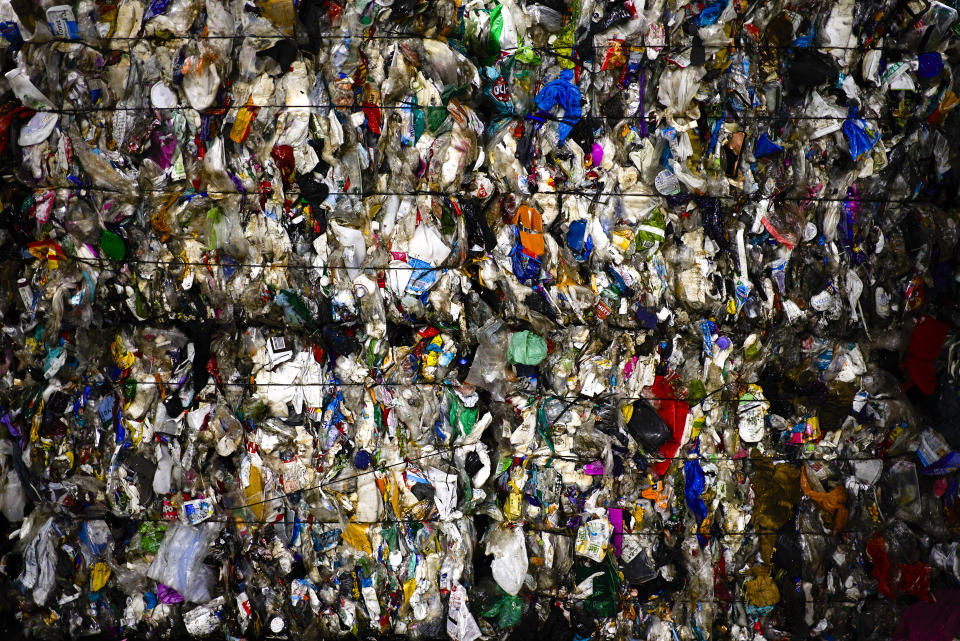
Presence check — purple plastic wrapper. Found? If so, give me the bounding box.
[157,583,184,604]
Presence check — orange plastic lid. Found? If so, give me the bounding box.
[512,204,544,257]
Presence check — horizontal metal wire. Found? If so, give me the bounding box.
[24,184,925,203]
[30,34,932,53]
[41,103,880,120]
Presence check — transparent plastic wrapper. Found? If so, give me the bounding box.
[887,460,923,522]
[465,319,510,400]
[761,202,806,250]
[17,516,58,606]
[147,522,221,603]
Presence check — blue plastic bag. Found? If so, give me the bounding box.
[697,0,727,26]
[842,108,880,163]
[684,457,708,544]
[566,219,594,262]
[511,238,542,284]
[535,69,582,145]
[754,133,784,158]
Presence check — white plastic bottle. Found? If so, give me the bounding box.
[5,67,55,110]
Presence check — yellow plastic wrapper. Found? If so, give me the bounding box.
[342,522,372,555]
[90,561,111,592]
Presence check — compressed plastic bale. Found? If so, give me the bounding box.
[2,0,960,637]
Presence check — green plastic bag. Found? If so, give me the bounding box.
[635,208,666,254]
[449,393,478,437]
[481,592,524,629]
[574,554,621,618]
[100,229,125,261]
[137,522,168,555]
[507,331,548,366]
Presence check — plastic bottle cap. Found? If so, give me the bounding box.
[355,450,373,470]
[151,82,178,109]
[270,616,284,632]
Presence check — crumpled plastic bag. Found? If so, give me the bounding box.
[486,525,528,596]
[147,522,220,603]
[507,330,548,366]
[800,466,849,534]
